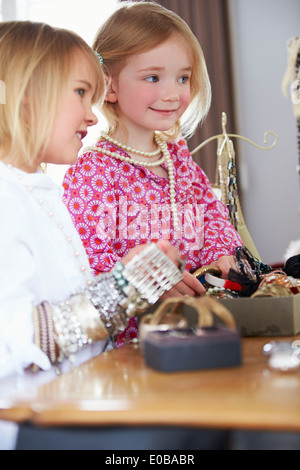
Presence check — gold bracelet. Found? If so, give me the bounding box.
[192,264,222,279]
[51,294,110,362]
[65,294,109,343]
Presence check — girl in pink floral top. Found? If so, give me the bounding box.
[63,137,242,273]
[62,2,242,344]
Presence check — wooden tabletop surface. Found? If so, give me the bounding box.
[1,335,300,431]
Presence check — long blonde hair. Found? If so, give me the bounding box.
[0,21,104,170]
[93,1,211,140]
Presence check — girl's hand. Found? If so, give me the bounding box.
[157,240,206,296]
[160,270,205,298]
[210,255,236,279]
[122,240,205,297]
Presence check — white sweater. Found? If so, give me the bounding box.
[0,161,107,377]
[0,161,116,449]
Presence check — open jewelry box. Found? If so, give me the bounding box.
[191,113,300,337]
[218,295,300,336]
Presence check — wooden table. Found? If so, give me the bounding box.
[1,335,300,434]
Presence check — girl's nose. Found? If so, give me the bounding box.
[86,106,98,127]
[161,84,180,102]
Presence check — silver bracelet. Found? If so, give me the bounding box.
[88,245,183,331]
[34,281,128,366]
[86,272,129,336]
[51,283,126,362]
[51,296,92,362]
[42,246,183,362]
[113,243,183,310]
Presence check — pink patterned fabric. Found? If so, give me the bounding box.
[62,137,243,347]
[63,136,242,273]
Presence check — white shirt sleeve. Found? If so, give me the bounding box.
[0,195,51,377]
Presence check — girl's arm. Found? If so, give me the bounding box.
[33,242,184,369]
[1,233,183,377]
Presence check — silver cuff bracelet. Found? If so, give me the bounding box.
[113,243,183,313]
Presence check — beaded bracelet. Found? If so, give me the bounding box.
[85,272,129,335]
[113,261,151,316]
[33,302,56,365]
[51,295,93,363]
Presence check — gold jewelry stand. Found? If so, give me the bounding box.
[191,112,278,261]
[282,36,300,215]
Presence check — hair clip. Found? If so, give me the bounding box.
[95,51,103,67]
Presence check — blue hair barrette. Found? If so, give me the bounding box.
[95,51,103,67]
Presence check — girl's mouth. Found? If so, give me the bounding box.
[76,131,87,141]
[150,108,177,116]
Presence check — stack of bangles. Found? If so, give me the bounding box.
[251,270,300,298]
[32,244,183,368]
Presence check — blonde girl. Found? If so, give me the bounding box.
[0,20,103,171]
[63,1,243,288]
[63,2,243,292]
[95,1,211,141]
[0,20,183,380]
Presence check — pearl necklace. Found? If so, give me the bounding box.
[101,131,161,158]
[85,133,179,230]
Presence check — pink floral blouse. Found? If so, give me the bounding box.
[63,137,242,275]
[62,137,242,347]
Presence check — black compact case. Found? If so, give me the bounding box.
[144,327,242,372]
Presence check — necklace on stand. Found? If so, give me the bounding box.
[282,36,300,213]
[85,133,179,230]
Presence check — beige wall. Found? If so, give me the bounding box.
[229,0,300,264]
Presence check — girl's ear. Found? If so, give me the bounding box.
[105,76,118,103]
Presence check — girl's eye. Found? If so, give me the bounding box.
[76,88,85,97]
[144,75,159,83]
[179,75,190,84]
